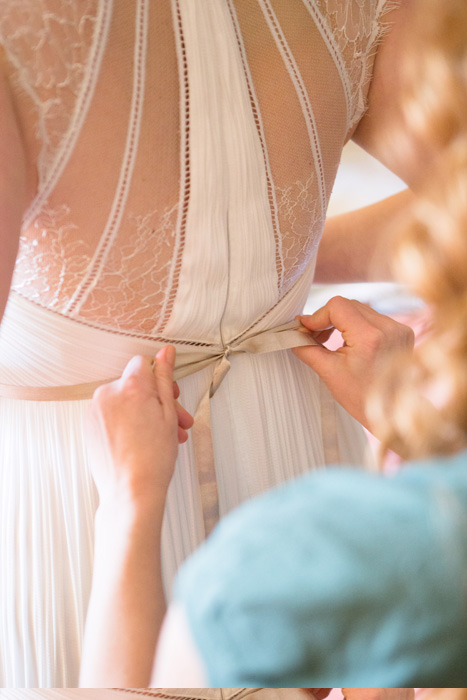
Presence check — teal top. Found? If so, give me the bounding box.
[174,450,467,687]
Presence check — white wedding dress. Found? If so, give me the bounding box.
[0,0,393,688]
[0,690,315,700]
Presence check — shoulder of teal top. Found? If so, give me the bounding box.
[174,450,467,687]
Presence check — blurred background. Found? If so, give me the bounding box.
[307,142,427,468]
[305,141,423,316]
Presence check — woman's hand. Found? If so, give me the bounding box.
[293,296,414,430]
[303,693,414,700]
[86,346,194,509]
[342,690,414,700]
[82,347,194,688]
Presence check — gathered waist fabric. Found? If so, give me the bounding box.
[0,317,317,400]
[0,293,337,536]
[0,292,367,686]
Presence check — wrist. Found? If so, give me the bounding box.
[95,487,168,536]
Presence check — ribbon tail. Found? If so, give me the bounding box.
[192,388,221,538]
[319,379,340,465]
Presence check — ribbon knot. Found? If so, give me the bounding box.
[0,319,338,540]
[209,344,234,399]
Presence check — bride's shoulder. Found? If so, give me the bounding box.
[348,0,416,181]
[311,0,406,130]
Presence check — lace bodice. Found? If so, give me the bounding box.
[3,0,394,343]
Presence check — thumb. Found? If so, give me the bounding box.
[154,346,176,408]
[292,343,340,382]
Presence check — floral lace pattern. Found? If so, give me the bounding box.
[314,0,394,126]
[12,204,91,309]
[275,175,323,297]
[0,1,100,187]
[12,203,179,337]
[76,204,179,336]
[5,0,392,338]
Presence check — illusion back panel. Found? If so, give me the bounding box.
[5,0,387,339]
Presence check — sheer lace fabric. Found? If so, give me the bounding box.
[0,1,103,195]
[0,0,392,687]
[314,0,396,128]
[5,0,392,340]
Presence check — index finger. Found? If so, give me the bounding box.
[120,355,158,386]
[300,296,381,337]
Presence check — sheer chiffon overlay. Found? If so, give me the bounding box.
[0,0,391,687]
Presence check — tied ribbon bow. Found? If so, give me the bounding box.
[0,320,336,538]
[179,320,323,536]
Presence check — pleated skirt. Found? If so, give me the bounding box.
[0,293,372,687]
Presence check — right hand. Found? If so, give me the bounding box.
[292,296,414,430]
[86,346,194,509]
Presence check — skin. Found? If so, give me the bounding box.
[0,65,31,324]
[81,299,415,687]
[80,2,424,686]
[0,0,419,689]
[303,693,414,700]
[86,346,193,504]
[316,0,421,285]
[80,346,193,687]
[0,1,420,323]
[313,189,415,284]
[342,692,413,700]
[293,296,415,432]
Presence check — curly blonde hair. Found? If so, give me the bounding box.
[369,0,467,460]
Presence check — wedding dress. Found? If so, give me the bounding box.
[0,0,394,688]
[0,690,314,700]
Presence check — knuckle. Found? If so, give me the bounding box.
[388,322,414,350]
[366,326,386,350]
[121,375,142,395]
[328,295,346,309]
[124,355,146,377]
[93,383,109,404]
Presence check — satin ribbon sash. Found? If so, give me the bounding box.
[0,320,337,537]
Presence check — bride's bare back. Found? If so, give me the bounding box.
[0,0,405,688]
[2,0,391,341]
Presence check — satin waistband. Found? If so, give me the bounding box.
[0,319,338,537]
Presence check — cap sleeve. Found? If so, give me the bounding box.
[312,0,401,130]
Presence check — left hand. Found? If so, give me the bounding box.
[342,690,414,700]
[85,346,194,508]
[293,296,414,430]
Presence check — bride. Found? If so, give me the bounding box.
[0,0,408,687]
